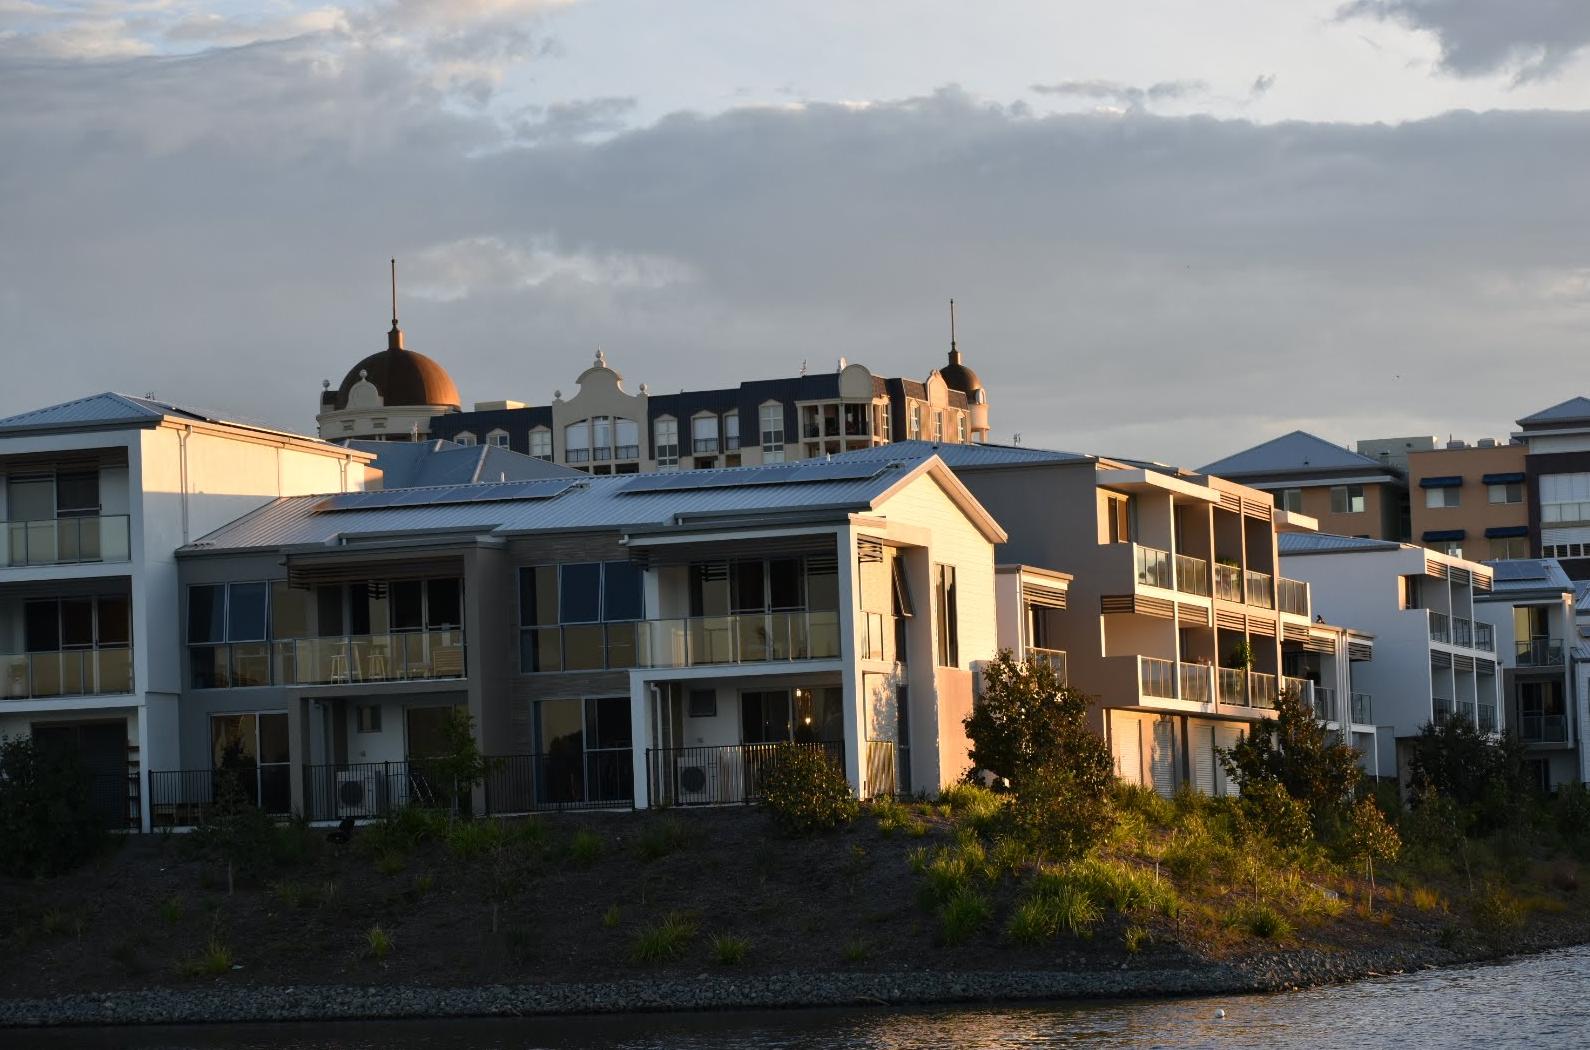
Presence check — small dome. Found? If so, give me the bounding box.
[332,327,460,411]
[940,348,983,397]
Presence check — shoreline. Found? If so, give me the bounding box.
[3,934,1583,1029]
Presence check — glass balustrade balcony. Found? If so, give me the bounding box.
[1244,571,1274,610]
[4,515,131,567]
[0,648,134,699]
[1174,554,1209,597]
[1278,578,1309,616]
[1134,546,1172,589]
[1214,564,1242,602]
[635,611,842,668]
[272,630,467,686]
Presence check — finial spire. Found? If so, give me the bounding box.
[948,298,960,363]
[387,258,405,351]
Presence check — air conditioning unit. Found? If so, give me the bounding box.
[335,770,380,818]
[674,762,711,805]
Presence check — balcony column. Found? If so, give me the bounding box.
[836,526,866,797]
[287,694,312,818]
[629,673,652,809]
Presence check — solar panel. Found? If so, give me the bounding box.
[617,460,892,495]
[315,478,581,512]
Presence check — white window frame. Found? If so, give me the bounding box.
[759,403,785,461]
[529,428,552,460]
[455,431,476,447]
[486,429,510,448]
[1425,487,1460,509]
[655,417,680,471]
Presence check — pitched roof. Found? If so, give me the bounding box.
[1199,430,1388,479]
[0,392,353,451]
[830,439,1090,469]
[183,447,997,553]
[344,439,580,488]
[1483,558,1573,594]
[1516,396,1590,428]
[1278,532,1401,556]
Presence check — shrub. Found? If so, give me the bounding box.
[568,829,604,868]
[1227,903,1294,940]
[1024,868,1105,937]
[1410,886,1447,912]
[938,888,993,945]
[414,874,435,895]
[1345,797,1402,907]
[446,817,506,859]
[423,709,498,817]
[1218,687,1363,832]
[636,816,696,861]
[374,850,406,876]
[190,768,280,894]
[1472,883,1525,946]
[939,783,1005,831]
[841,938,871,963]
[759,745,858,834]
[362,806,448,855]
[365,924,394,960]
[158,896,186,925]
[179,938,233,977]
[1406,717,1530,834]
[988,836,1032,875]
[1123,924,1151,954]
[711,934,750,965]
[1113,782,1176,829]
[631,912,698,963]
[268,880,315,910]
[0,735,108,877]
[1554,783,1590,841]
[1066,857,1178,916]
[965,651,1111,796]
[1238,779,1315,851]
[1008,758,1114,861]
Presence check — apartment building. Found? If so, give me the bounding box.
[0,393,369,829]
[1406,439,1529,561]
[1475,560,1584,792]
[1279,533,1499,779]
[1200,431,1408,541]
[1512,397,1590,578]
[166,449,1004,821]
[834,441,1377,796]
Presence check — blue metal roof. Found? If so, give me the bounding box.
[1419,475,1462,488]
[830,439,1090,469]
[343,439,580,488]
[1278,532,1401,555]
[618,459,888,494]
[0,392,350,448]
[1200,431,1388,478]
[1517,397,1590,427]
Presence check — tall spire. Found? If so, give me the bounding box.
[948,298,960,364]
[387,257,404,351]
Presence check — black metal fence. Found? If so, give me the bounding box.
[87,772,141,830]
[148,766,292,828]
[483,751,634,815]
[647,741,845,807]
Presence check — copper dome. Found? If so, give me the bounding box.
[940,348,983,396]
[333,327,461,411]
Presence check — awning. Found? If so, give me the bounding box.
[1419,476,1463,488]
[1485,525,1529,539]
[1422,529,1466,542]
[1482,472,1525,485]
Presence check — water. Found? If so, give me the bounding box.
[23,945,1590,1049]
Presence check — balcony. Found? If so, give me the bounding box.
[1179,662,1212,703]
[1433,696,1453,725]
[1451,617,1473,647]
[1519,714,1569,743]
[1283,675,1313,706]
[1474,622,1494,652]
[1313,684,1337,722]
[648,741,844,807]
[1350,692,1372,725]
[1248,671,1278,709]
[636,611,841,668]
[1429,611,1450,644]
[1136,656,1175,699]
[1217,667,1245,705]
[1278,578,1309,617]
[1174,553,1209,597]
[1029,646,1068,684]
[1478,704,1498,735]
[1516,638,1565,666]
[1244,571,1274,610]
[1214,563,1242,602]
[4,515,131,567]
[1,648,134,700]
[1135,546,1173,589]
[273,630,466,686]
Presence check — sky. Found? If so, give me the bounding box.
[2,1,1589,466]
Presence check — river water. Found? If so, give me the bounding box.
[24,945,1590,1049]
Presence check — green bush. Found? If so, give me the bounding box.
[631,912,698,963]
[1066,857,1178,916]
[1018,871,1103,939]
[1218,686,1363,832]
[0,735,108,877]
[1471,882,1526,946]
[1227,902,1294,940]
[179,938,234,977]
[446,817,506,859]
[758,744,858,834]
[938,888,993,945]
[190,768,280,893]
[711,933,750,964]
[1406,717,1530,834]
[1238,779,1315,850]
[1008,758,1115,861]
[939,783,1005,830]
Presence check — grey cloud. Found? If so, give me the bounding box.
[512,95,637,143]
[1031,78,1208,111]
[1340,0,1590,81]
[1251,73,1276,96]
[2,49,1589,468]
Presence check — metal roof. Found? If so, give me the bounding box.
[1199,430,1389,479]
[0,391,353,449]
[1484,558,1573,593]
[1278,532,1402,556]
[1517,396,1590,427]
[830,439,1091,469]
[618,459,888,494]
[183,447,954,553]
[343,439,581,488]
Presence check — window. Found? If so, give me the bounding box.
[956,413,967,443]
[1330,485,1366,514]
[879,404,893,442]
[210,712,290,813]
[486,429,510,448]
[356,705,382,733]
[724,412,740,451]
[740,687,843,745]
[17,595,132,698]
[655,418,679,470]
[529,428,552,460]
[564,420,590,463]
[933,412,944,442]
[934,564,958,667]
[759,404,784,461]
[455,431,476,446]
[909,404,922,440]
[1275,488,1304,513]
[1493,536,1530,559]
[692,415,719,454]
[1104,493,1132,544]
[1435,541,1464,557]
[1540,473,1590,523]
[1489,483,1524,505]
[589,416,613,461]
[1425,487,1460,508]
[518,562,644,672]
[611,417,639,459]
[188,582,271,688]
[534,697,634,803]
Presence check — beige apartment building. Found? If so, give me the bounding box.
[1406,440,1530,561]
[1200,431,1407,541]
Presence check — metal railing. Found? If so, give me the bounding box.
[1429,611,1450,644]
[302,760,458,822]
[1519,714,1569,743]
[1179,662,1212,703]
[521,623,639,672]
[646,741,845,807]
[1283,675,1313,706]
[1,648,133,700]
[1174,554,1209,596]
[1433,697,1453,725]
[1217,667,1246,705]
[1478,705,1498,735]
[1029,646,1067,684]
[1277,578,1310,616]
[1314,685,1337,722]
[148,766,292,827]
[1474,622,1494,652]
[89,772,141,830]
[1351,692,1372,725]
[273,630,466,685]
[1516,638,1565,666]
[1451,617,1473,648]
[1214,563,1243,602]
[865,739,904,799]
[1138,656,1176,699]
[1135,546,1173,589]
[1244,571,1274,610]
[1248,671,1278,709]
[483,752,634,814]
[4,514,131,567]
[635,611,841,668]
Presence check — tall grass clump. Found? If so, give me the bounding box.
[938,888,993,945]
[631,912,699,963]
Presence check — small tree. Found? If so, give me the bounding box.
[759,744,858,834]
[1218,686,1363,830]
[192,767,278,894]
[0,735,106,877]
[423,709,496,818]
[966,650,1115,859]
[1406,715,1529,833]
[1346,797,1401,910]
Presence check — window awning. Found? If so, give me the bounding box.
[1485,525,1529,539]
[1482,472,1526,485]
[1422,529,1466,542]
[1419,476,1463,488]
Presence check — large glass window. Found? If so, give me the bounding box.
[591,416,613,461]
[759,404,785,462]
[564,420,591,463]
[1330,485,1366,514]
[655,418,679,470]
[189,582,273,688]
[934,564,959,667]
[614,418,640,459]
[1104,493,1131,544]
[724,413,740,451]
[740,687,843,745]
[529,428,552,460]
[1541,473,1590,523]
[692,415,720,454]
[519,562,645,672]
[535,697,633,803]
[210,712,291,813]
[15,595,132,698]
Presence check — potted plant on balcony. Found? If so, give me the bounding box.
[1227,640,1254,670]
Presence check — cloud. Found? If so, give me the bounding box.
[512,95,636,143]
[1339,0,1590,82]
[1031,78,1208,112]
[406,234,695,301]
[1251,73,1276,97]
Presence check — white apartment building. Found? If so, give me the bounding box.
[0,393,368,829]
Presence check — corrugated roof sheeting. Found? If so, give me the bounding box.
[1278,532,1401,555]
[1199,430,1387,477]
[831,439,1089,468]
